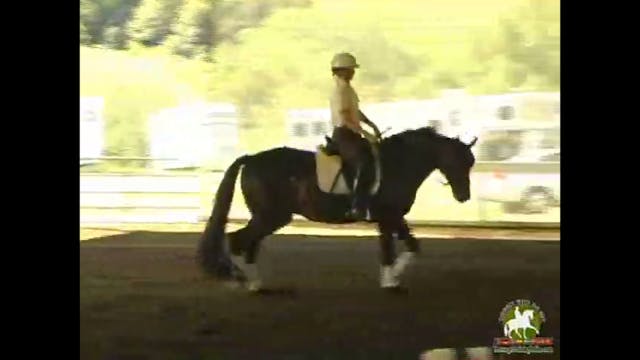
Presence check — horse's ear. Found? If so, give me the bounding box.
[468,137,478,148]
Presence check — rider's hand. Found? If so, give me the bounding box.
[362,129,378,144]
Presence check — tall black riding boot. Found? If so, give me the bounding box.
[346,165,368,221]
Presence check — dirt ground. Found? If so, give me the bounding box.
[80,231,560,360]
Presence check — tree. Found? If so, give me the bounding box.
[81,0,103,44]
[80,0,142,46]
[99,0,142,27]
[81,22,91,45]
[166,0,215,59]
[104,26,129,49]
[128,0,182,46]
[468,0,559,92]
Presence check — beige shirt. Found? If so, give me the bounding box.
[330,76,361,131]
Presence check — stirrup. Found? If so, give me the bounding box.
[345,210,365,221]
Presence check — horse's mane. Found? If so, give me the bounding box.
[383,126,456,145]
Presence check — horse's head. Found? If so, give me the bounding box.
[436,134,477,203]
[522,310,535,320]
[386,126,477,202]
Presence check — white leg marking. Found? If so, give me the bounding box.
[392,251,416,278]
[232,255,262,291]
[380,265,399,288]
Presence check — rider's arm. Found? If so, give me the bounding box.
[359,110,381,139]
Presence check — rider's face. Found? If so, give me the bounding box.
[334,68,355,81]
[337,69,356,81]
[344,68,355,81]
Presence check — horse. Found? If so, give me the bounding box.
[504,308,540,339]
[197,126,477,292]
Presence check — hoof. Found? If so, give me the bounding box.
[231,266,247,282]
[382,285,409,294]
[247,282,263,293]
[221,280,244,290]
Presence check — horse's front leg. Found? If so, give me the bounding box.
[530,325,540,335]
[392,218,418,279]
[377,218,400,289]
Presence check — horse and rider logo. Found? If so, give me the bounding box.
[422,300,554,358]
[494,299,554,354]
[500,299,544,340]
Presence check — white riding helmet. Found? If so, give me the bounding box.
[331,53,360,69]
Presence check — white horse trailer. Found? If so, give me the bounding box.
[148,103,240,170]
[80,97,105,166]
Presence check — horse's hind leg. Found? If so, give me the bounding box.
[228,213,292,291]
[245,213,292,263]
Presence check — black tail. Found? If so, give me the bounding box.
[197,155,248,278]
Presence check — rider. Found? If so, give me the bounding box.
[329,52,382,220]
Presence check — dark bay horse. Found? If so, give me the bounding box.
[197,126,477,291]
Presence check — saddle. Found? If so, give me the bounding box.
[315,136,381,195]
